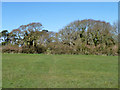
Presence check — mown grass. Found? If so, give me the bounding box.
[2,54,118,88]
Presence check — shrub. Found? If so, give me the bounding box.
[35,45,46,54]
[2,45,20,53]
[22,46,36,54]
[22,45,46,54]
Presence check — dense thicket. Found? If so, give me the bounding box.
[0,19,119,56]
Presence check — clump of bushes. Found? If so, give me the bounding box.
[2,45,47,54]
[2,45,21,53]
[22,46,36,54]
[46,42,75,55]
[35,45,46,54]
[1,43,118,56]
[22,45,46,54]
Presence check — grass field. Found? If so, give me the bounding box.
[2,54,118,88]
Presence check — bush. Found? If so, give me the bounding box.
[22,46,36,54]
[47,42,75,55]
[2,45,20,53]
[22,45,46,54]
[1,42,118,56]
[35,45,46,54]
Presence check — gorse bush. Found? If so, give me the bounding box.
[0,19,118,56]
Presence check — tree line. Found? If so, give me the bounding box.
[0,19,119,56]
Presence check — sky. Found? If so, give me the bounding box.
[2,2,118,32]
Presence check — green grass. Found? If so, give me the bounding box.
[2,54,118,88]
